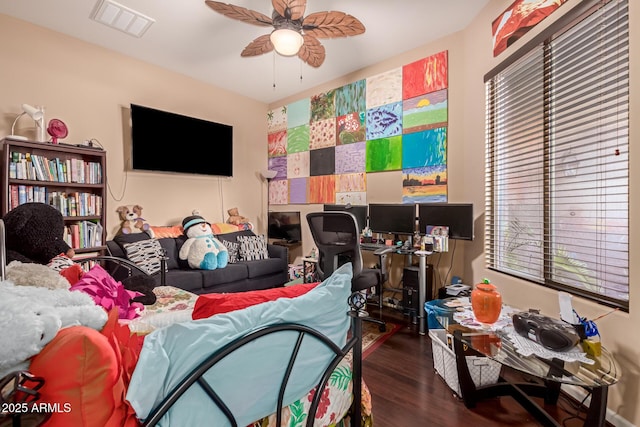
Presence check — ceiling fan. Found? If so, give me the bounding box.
[205,0,365,67]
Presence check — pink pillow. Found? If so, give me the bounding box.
[192,282,319,319]
[70,264,143,319]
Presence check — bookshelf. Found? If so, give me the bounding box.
[1,138,107,256]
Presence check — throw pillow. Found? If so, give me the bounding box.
[192,282,320,319]
[123,238,165,275]
[221,240,240,263]
[237,234,269,261]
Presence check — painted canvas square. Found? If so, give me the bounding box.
[269,179,289,205]
[310,146,336,176]
[402,165,448,203]
[268,130,287,158]
[335,191,367,206]
[268,156,287,180]
[310,90,336,122]
[335,141,366,174]
[310,118,336,149]
[403,51,448,100]
[287,98,311,128]
[366,136,403,172]
[289,177,308,204]
[335,79,366,116]
[402,128,447,169]
[366,102,403,140]
[336,112,366,145]
[267,106,287,133]
[403,89,448,134]
[287,151,310,178]
[366,68,402,110]
[493,0,568,57]
[308,175,336,204]
[287,124,310,153]
[336,172,366,193]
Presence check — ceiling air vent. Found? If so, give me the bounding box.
[90,0,155,38]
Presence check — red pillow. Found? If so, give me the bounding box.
[192,282,319,319]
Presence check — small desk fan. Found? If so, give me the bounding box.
[47,118,68,144]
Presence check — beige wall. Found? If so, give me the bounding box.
[0,14,269,238]
[1,1,638,423]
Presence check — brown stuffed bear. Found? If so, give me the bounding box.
[116,205,153,236]
[226,207,249,226]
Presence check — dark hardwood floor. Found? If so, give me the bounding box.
[362,307,593,427]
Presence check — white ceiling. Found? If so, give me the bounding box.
[0,0,490,104]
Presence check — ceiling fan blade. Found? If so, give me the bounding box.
[205,1,272,26]
[241,34,274,57]
[272,0,306,21]
[298,34,325,68]
[303,11,365,38]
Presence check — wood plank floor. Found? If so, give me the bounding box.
[362,307,594,427]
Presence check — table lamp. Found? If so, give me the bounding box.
[8,104,46,142]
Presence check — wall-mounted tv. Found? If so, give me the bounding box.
[130,104,233,177]
[268,211,302,243]
[418,203,474,240]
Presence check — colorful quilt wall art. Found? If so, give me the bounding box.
[267,50,449,205]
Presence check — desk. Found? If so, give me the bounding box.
[436,309,620,427]
[360,245,433,335]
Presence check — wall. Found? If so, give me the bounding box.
[0,14,269,238]
[269,0,639,424]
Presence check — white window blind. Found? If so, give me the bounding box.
[485,0,629,309]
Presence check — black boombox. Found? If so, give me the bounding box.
[512,311,580,352]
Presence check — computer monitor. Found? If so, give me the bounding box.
[368,203,416,237]
[323,204,368,233]
[418,203,474,240]
[268,211,302,242]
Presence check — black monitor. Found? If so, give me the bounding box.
[418,203,474,240]
[268,211,302,242]
[323,204,368,233]
[368,203,416,236]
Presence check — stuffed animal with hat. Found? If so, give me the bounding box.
[179,215,228,270]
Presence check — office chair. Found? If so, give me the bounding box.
[306,211,392,331]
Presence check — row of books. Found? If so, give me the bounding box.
[9,185,103,217]
[64,221,104,249]
[9,151,102,184]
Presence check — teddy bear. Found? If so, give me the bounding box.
[116,205,154,237]
[3,202,75,265]
[179,215,228,270]
[226,207,250,226]
[0,280,108,378]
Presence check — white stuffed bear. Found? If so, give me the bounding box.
[0,280,108,378]
[179,215,228,270]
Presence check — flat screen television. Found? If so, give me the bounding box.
[368,203,416,236]
[268,211,302,243]
[130,104,233,177]
[323,204,368,233]
[418,203,474,240]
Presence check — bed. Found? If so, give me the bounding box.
[126,262,370,427]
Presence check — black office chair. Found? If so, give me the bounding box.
[307,211,392,331]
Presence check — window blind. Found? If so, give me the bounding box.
[485,0,629,309]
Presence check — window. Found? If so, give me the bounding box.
[485,0,629,310]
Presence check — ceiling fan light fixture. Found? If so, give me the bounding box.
[270,28,304,56]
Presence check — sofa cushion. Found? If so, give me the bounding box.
[221,240,240,263]
[158,238,179,270]
[244,258,285,279]
[123,239,165,275]
[113,232,153,248]
[163,270,204,293]
[201,264,249,289]
[237,234,269,261]
[215,229,256,244]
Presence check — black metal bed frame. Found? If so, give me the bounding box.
[142,295,364,427]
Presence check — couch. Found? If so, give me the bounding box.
[106,229,289,295]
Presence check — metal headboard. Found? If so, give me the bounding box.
[0,219,5,281]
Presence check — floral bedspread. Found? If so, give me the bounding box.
[250,361,373,427]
